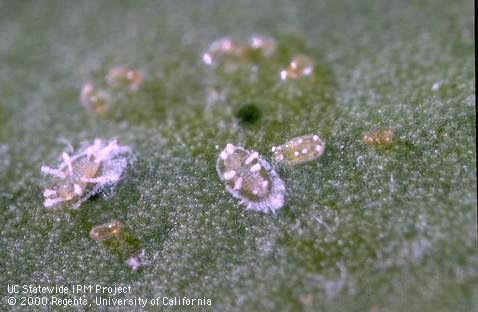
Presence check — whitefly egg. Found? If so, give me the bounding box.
[216,144,285,213]
[272,134,325,165]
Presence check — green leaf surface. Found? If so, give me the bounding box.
[0,0,475,311]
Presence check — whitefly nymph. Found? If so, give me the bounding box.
[216,144,285,213]
[80,82,110,115]
[272,134,325,165]
[41,139,132,209]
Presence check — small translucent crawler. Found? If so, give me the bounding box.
[362,128,394,146]
[80,82,110,114]
[280,54,314,80]
[272,134,325,165]
[247,34,275,57]
[202,37,246,66]
[90,221,146,270]
[202,35,275,66]
[41,139,132,209]
[89,220,123,241]
[216,144,285,213]
[106,66,143,91]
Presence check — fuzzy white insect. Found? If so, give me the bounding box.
[40,139,133,209]
[216,143,285,213]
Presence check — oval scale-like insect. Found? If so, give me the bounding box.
[247,35,275,57]
[89,220,123,241]
[202,37,246,66]
[203,35,275,66]
[272,134,325,165]
[106,66,143,91]
[89,220,146,270]
[362,128,394,146]
[216,144,285,213]
[280,54,314,80]
[80,82,110,115]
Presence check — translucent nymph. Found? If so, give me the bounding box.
[280,54,314,80]
[272,134,325,165]
[80,82,110,115]
[247,34,275,57]
[216,144,285,213]
[202,37,246,66]
[89,220,123,241]
[89,221,146,270]
[362,128,394,146]
[202,35,275,66]
[106,66,143,91]
[41,139,132,209]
